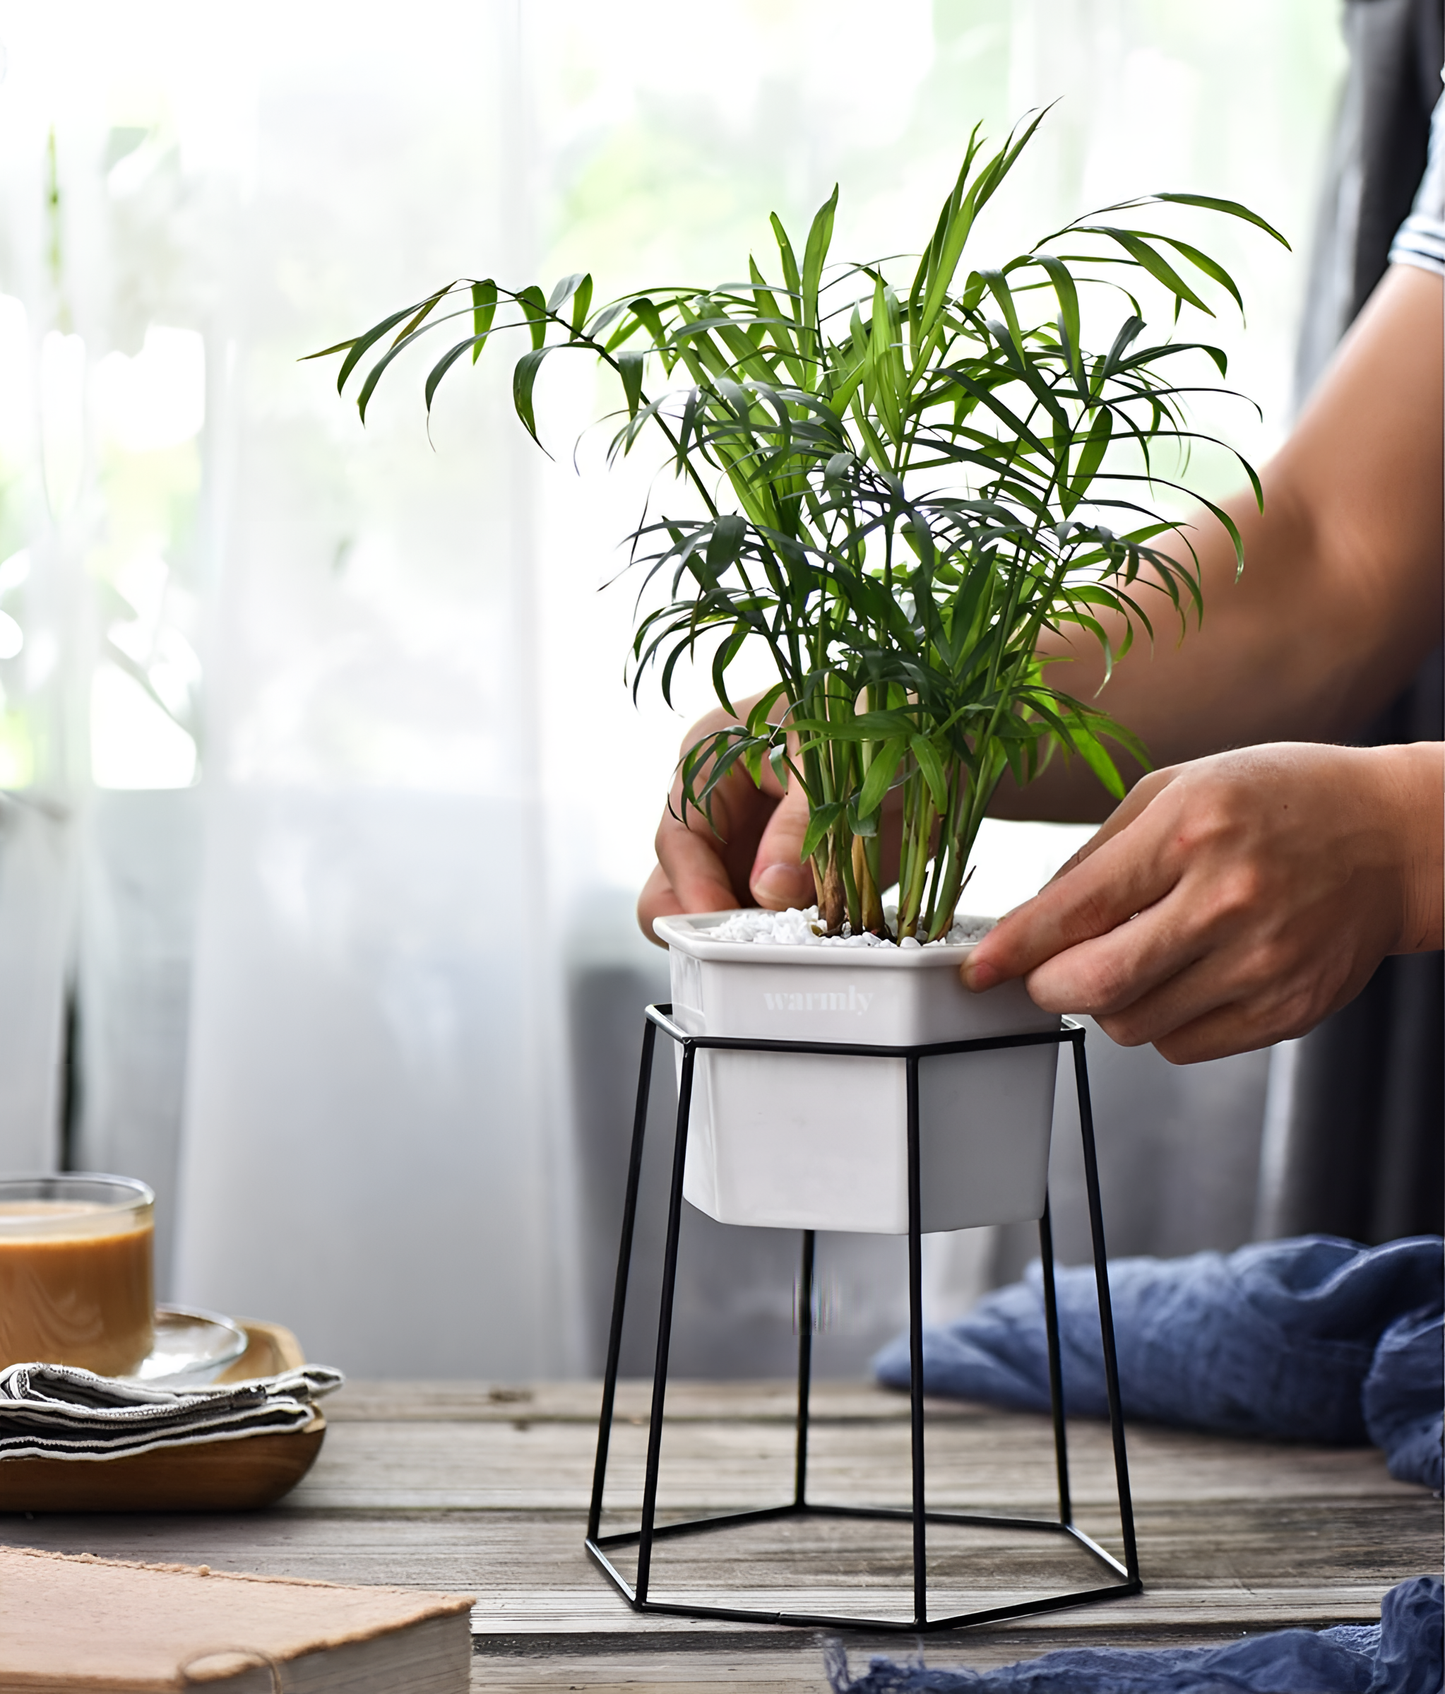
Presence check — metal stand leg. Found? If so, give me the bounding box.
[634,1042,697,1604]
[905,1054,928,1627]
[1072,1031,1140,1586]
[1038,1198,1073,1528]
[587,1017,656,1544]
[584,1007,1142,1632]
[794,1230,814,1508]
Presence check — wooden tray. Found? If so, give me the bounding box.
[0,1319,327,1513]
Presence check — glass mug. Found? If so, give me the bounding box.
[0,1174,155,1375]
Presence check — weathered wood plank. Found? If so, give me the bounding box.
[470,1607,1410,1694]
[471,1649,835,1693]
[329,1379,1238,1426]
[326,1381,911,1424]
[281,1401,1417,1514]
[469,1647,838,1694]
[1,1498,1432,1628]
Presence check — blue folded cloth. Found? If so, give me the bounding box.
[873,1236,1443,1489]
[827,1575,1443,1693]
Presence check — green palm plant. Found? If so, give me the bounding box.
[314,114,1285,939]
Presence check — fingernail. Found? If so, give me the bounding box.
[753,864,812,908]
[962,960,999,993]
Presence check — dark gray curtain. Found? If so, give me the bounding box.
[1294,0,1443,393]
[1268,0,1443,1243]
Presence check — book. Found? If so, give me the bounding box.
[0,1546,474,1692]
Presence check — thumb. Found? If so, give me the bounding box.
[750,780,815,909]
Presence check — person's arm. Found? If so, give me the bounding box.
[991,260,1445,819]
[961,263,1444,1059]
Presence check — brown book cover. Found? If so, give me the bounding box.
[0,1546,474,1692]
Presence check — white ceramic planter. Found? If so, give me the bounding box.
[654,912,1061,1235]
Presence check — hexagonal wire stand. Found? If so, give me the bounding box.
[585,1004,1141,1631]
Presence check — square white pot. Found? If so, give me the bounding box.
[654,912,1061,1235]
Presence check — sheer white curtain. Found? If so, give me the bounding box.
[0,0,575,1375]
[0,1,1344,1376]
[160,6,572,1375]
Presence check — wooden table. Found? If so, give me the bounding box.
[1,1380,1436,1690]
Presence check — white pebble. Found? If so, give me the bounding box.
[945,916,995,945]
[704,906,997,949]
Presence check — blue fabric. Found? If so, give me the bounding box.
[873,1237,1442,1489]
[1364,1307,1445,1490]
[826,1576,1443,1693]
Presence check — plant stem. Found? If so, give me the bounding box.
[838,820,861,931]
[852,834,884,933]
[819,837,847,932]
[896,774,937,940]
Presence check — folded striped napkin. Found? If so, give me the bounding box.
[0,1363,344,1461]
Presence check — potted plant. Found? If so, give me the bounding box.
[314,115,1282,1234]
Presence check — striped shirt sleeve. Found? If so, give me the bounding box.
[1389,91,1445,276]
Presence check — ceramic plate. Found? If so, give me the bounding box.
[123,1305,248,1389]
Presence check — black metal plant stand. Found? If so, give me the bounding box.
[584,1004,1142,1632]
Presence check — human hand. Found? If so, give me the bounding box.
[637,702,814,944]
[960,742,1445,1063]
